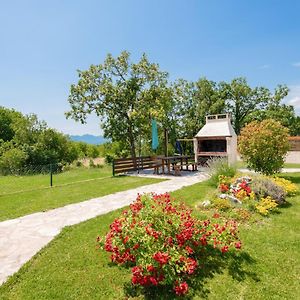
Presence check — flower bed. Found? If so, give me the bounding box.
[99,193,241,296]
[209,174,298,217]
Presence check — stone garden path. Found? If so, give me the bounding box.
[0,171,208,285]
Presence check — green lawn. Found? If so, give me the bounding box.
[236,161,300,169]
[0,167,163,221]
[0,166,113,195]
[283,162,300,168]
[1,174,299,299]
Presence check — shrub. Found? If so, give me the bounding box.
[0,147,28,175]
[211,198,232,211]
[75,160,82,167]
[256,196,278,215]
[207,158,237,186]
[103,141,130,164]
[238,119,290,175]
[251,177,286,205]
[271,177,298,196]
[89,159,95,168]
[99,193,241,296]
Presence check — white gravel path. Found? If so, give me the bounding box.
[0,171,208,285]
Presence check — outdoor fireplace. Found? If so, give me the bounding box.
[193,114,237,165]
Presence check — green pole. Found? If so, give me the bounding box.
[50,164,53,187]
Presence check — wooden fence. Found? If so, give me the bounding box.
[112,156,162,176]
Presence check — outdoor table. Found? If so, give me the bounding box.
[160,155,190,175]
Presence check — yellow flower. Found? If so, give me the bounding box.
[256,196,278,216]
[270,177,298,196]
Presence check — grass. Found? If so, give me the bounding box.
[0,166,163,221]
[236,161,300,169]
[0,166,113,195]
[283,162,300,168]
[0,174,299,299]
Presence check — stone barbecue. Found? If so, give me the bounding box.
[193,114,237,165]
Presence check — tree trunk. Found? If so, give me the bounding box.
[127,126,137,169]
[164,128,168,157]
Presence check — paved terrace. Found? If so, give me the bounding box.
[0,171,208,285]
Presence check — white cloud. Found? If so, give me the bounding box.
[258,64,270,69]
[292,62,300,67]
[284,84,300,115]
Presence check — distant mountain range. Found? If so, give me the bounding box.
[69,134,108,145]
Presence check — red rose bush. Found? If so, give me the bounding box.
[99,193,241,296]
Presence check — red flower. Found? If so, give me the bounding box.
[149,276,158,285]
[235,241,242,249]
[200,235,207,246]
[166,236,173,245]
[133,243,140,250]
[110,219,123,233]
[219,183,229,192]
[153,252,170,265]
[213,213,220,218]
[186,258,197,274]
[174,281,189,296]
[221,245,229,253]
[185,246,194,254]
[147,265,156,272]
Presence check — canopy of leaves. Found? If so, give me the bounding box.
[221,78,290,135]
[0,106,97,174]
[238,119,290,175]
[66,51,299,158]
[66,51,172,158]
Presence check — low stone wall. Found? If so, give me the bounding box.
[285,151,300,164]
[289,137,300,151]
[237,152,300,164]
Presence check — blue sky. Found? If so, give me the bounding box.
[0,0,300,135]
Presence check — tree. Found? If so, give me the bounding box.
[246,103,300,136]
[238,119,290,175]
[66,51,170,160]
[0,106,79,174]
[172,78,225,138]
[221,78,289,134]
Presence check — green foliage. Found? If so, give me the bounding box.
[246,103,300,136]
[251,177,286,205]
[221,78,289,134]
[239,119,290,175]
[172,78,226,138]
[100,193,240,296]
[211,197,232,211]
[0,147,28,175]
[66,51,172,159]
[103,141,131,163]
[207,158,237,186]
[74,141,100,159]
[0,106,80,174]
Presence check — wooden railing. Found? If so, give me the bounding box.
[112,156,162,176]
